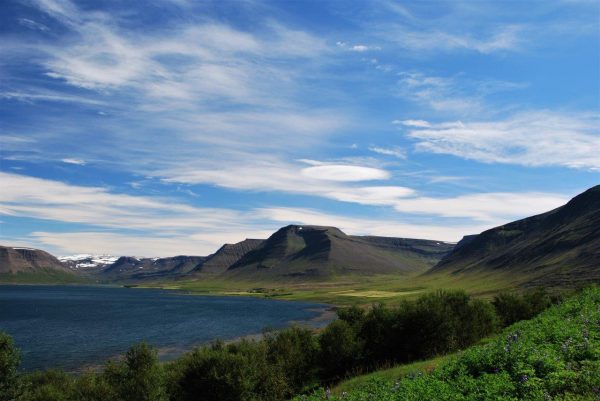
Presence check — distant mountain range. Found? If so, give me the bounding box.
[0,227,452,283]
[1,185,598,288]
[431,185,600,287]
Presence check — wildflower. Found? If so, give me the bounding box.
[520,375,528,383]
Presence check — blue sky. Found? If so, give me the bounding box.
[0,0,598,256]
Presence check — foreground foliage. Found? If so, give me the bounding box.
[0,288,572,401]
[295,287,600,400]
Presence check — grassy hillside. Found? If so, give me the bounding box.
[431,185,600,288]
[296,287,600,400]
[0,269,91,284]
[332,353,460,395]
[157,269,522,306]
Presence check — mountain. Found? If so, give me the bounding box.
[0,246,71,274]
[430,185,600,287]
[98,255,207,281]
[0,246,84,283]
[59,254,119,275]
[193,239,264,275]
[224,225,454,280]
[1,226,454,284]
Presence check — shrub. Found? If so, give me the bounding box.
[103,343,167,401]
[319,320,362,381]
[0,332,20,401]
[264,326,320,394]
[169,339,288,401]
[493,287,555,327]
[294,287,600,401]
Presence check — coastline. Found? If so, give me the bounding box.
[52,300,336,374]
[2,283,337,374]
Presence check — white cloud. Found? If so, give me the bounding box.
[301,165,390,182]
[336,41,380,52]
[368,146,406,159]
[18,18,49,31]
[325,186,414,206]
[0,90,104,105]
[257,207,491,242]
[394,119,430,128]
[0,172,575,254]
[392,192,569,223]
[405,111,600,170]
[29,231,272,257]
[61,158,86,165]
[380,23,523,54]
[395,72,526,115]
[0,172,247,232]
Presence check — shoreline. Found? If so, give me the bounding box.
[60,304,337,374]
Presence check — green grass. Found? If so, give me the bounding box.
[146,269,524,307]
[0,269,91,284]
[295,287,600,400]
[332,353,458,395]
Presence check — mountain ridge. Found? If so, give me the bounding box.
[430,185,600,287]
[225,225,454,280]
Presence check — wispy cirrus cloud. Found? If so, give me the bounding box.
[336,41,381,52]
[383,24,524,54]
[18,18,49,31]
[368,146,407,159]
[60,158,85,165]
[396,72,526,115]
[404,111,600,171]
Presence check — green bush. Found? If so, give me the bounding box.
[264,326,320,394]
[319,320,363,381]
[169,339,288,401]
[493,287,555,327]
[103,342,167,401]
[294,287,600,401]
[0,332,20,401]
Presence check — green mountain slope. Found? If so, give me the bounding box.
[430,185,600,287]
[224,225,454,280]
[193,239,264,275]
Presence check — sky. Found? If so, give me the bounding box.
[0,0,598,257]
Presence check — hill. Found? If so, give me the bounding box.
[297,287,600,401]
[430,185,600,287]
[0,246,71,274]
[192,239,264,275]
[0,245,85,283]
[97,255,208,281]
[224,225,453,280]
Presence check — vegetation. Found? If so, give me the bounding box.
[0,287,577,401]
[0,270,90,285]
[157,268,527,307]
[295,287,600,400]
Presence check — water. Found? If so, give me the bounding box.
[0,285,330,372]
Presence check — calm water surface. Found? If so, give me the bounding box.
[0,285,330,372]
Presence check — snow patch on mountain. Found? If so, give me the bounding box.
[59,254,119,269]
